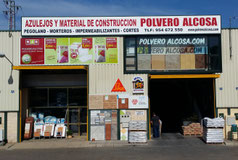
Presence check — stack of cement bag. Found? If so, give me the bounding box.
[128,121,147,143]
[129,121,147,131]
[128,132,147,143]
[203,117,225,128]
[203,117,224,143]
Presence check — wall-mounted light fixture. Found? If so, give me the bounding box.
[0,53,14,84]
[0,53,13,66]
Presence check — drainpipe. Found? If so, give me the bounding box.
[4,112,7,143]
[229,17,232,59]
[229,16,238,59]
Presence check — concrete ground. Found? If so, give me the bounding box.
[0,133,238,160]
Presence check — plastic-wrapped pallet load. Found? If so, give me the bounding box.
[203,117,224,144]
[128,121,147,143]
[129,131,147,143]
[129,121,147,131]
[203,128,224,143]
[203,117,225,128]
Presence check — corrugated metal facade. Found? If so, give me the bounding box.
[1,30,238,110]
[89,37,148,95]
[0,31,20,111]
[216,29,238,108]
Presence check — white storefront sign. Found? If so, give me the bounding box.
[22,15,221,36]
[129,96,148,109]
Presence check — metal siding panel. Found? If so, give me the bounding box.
[88,37,148,96]
[216,29,238,107]
[0,32,20,111]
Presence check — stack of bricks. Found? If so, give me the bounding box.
[182,123,203,136]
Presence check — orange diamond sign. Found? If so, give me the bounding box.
[111,78,126,92]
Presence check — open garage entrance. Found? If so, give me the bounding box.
[149,78,215,133]
[20,69,88,141]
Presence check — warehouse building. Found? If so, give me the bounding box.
[0,15,237,143]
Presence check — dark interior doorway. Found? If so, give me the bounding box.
[20,69,88,139]
[149,78,214,133]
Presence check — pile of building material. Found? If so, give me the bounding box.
[202,117,224,144]
[129,121,147,131]
[128,121,147,143]
[182,123,202,136]
[203,117,224,128]
[128,132,147,143]
[203,128,224,143]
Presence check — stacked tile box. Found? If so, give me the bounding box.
[129,121,147,131]
[129,132,147,143]
[128,121,147,143]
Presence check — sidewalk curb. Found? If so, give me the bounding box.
[1,141,148,150]
[0,143,16,150]
[224,140,238,146]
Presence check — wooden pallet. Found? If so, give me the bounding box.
[206,142,224,144]
[128,142,147,145]
[202,139,224,144]
[204,140,224,144]
[55,136,65,139]
[183,133,202,137]
[34,136,41,139]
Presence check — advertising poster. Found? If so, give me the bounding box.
[129,96,148,109]
[20,37,118,65]
[20,38,44,64]
[94,37,118,64]
[45,38,69,64]
[70,38,94,64]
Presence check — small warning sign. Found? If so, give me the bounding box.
[111,78,126,92]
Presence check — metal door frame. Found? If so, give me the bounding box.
[28,86,87,137]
